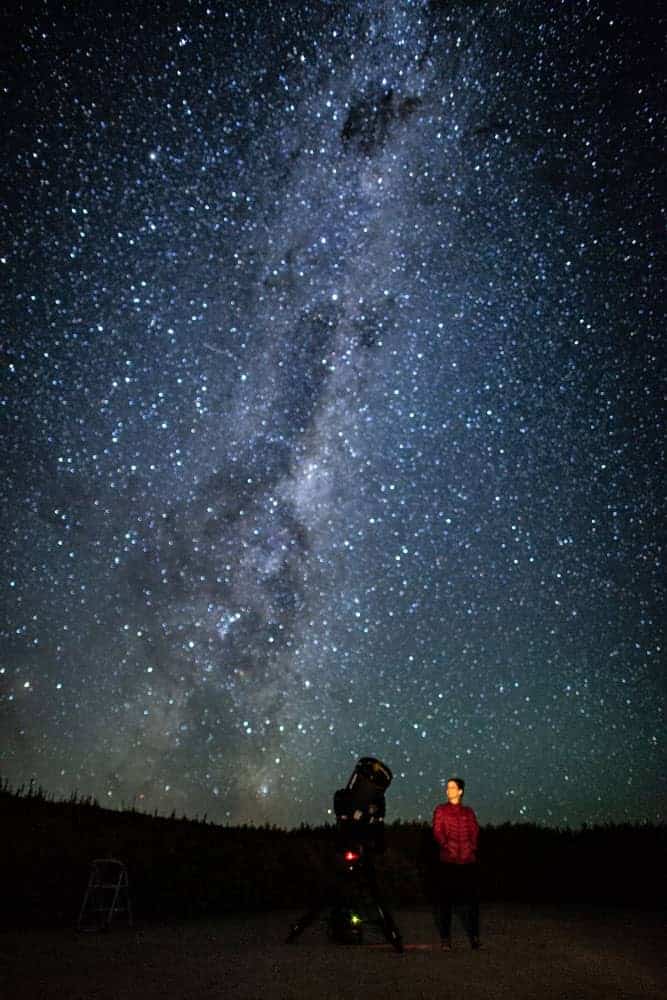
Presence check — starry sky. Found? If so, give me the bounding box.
[2,1,664,829]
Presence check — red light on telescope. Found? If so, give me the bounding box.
[344,850,360,863]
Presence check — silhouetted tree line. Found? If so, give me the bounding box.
[2,779,664,928]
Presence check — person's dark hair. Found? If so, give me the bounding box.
[448,777,465,793]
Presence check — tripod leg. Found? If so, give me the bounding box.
[286,900,325,943]
[374,900,404,953]
[360,859,403,953]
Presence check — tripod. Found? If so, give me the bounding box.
[286,843,403,953]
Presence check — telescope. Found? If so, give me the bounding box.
[286,756,402,951]
[334,756,392,854]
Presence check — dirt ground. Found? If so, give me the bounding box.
[1,904,664,1000]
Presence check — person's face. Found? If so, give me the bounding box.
[446,780,463,805]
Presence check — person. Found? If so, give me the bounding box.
[432,777,480,950]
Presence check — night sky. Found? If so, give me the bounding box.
[2,1,664,829]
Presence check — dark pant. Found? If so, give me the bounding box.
[437,863,480,941]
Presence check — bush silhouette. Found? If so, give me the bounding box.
[1,779,664,928]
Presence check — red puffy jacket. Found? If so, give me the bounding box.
[432,803,479,864]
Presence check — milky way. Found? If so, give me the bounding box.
[2,2,664,827]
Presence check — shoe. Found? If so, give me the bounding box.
[470,937,481,950]
[440,938,452,951]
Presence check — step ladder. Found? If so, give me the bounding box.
[77,858,132,931]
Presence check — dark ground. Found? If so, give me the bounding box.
[1,905,664,999]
